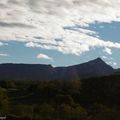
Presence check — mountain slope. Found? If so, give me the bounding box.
[0,58,115,80]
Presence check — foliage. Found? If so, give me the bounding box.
[0,74,120,119]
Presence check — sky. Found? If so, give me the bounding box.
[0,0,120,68]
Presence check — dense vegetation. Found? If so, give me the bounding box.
[0,74,120,120]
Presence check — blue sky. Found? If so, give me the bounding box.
[0,0,120,68]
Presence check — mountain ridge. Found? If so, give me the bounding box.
[0,58,117,80]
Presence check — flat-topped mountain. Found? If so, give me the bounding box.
[0,64,55,80]
[0,58,116,80]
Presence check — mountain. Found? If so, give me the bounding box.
[114,68,120,75]
[0,64,56,80]
[0,58,116,80]
[55,58,114,80]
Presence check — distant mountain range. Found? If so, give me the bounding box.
[0,58,119,80]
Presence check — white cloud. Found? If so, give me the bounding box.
[37,53,53,61]
[102,56,107,59]
[0,42,6,46]
[103,48,112,55]
[113,62,117,66]
[0,0,120,55]
[0,53,9,57]
[102,56,117,67]
[102,56,113,60]
[107,61,117,66]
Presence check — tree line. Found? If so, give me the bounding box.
[0,74,120,120]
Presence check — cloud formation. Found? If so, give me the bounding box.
[37,53,53,61]
[0,53,9,57]
[0,21,35,28]
[103,48,112,55]
[102,56,117,66]
[0,42,8,46]
[0,0,120,55]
